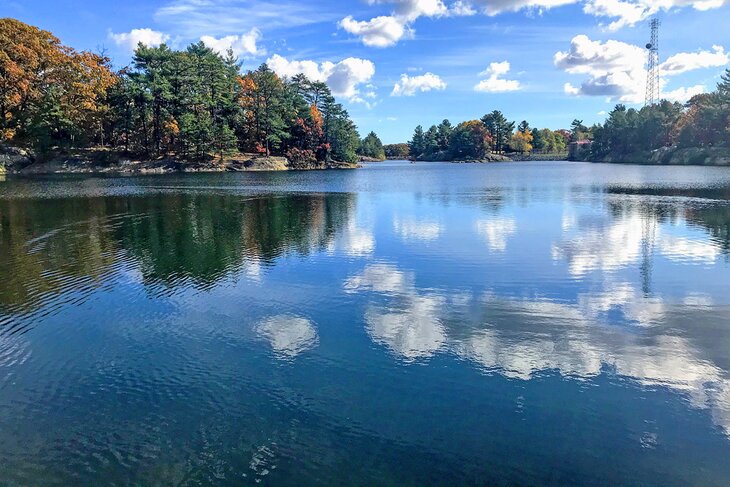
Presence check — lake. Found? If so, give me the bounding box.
[1,160,730,486]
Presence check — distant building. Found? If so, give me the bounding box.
[569,139,592,161]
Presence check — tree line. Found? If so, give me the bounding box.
[583,71,730,161]
[407,111,569,161]
[0,18,372,164]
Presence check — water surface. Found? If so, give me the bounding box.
[1,161,730,486]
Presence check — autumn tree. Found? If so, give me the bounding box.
[511,128,533,153]
[0,18,117,149]
[450,120,493,160]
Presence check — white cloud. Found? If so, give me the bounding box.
[266,54,376,100]
[474,61,521,93]
[339,0,448,47]
[556,35,726,103]
[661,84,706,102]
[660,45,729,76]
[391,72,446,96]
[339,0,729,49]
[200,29,264,57]
[584,0,729,31]
[463,0,578,16]
[109,28,170,51]
[339,15,409,48]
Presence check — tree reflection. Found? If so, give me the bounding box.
[0,192,356,313]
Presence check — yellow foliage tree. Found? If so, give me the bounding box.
[0,18,117,146]
[511,129,534,154]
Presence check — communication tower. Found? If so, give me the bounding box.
[645,18,660,106]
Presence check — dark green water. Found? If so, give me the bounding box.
[1,161,730,486]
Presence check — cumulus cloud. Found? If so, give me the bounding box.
[109,28,170,51]
[266,54,376,101]
[463,0,578,15]
[584,0,729,31]
[339,0,728,47]
[339,15,409,48]
[391,72,447,96]
[662,84,707,102]
[200,29,264,57]
[556,35,724,103]
[339,0,448,47]
[474,61,521,93]
[660,45,729,76]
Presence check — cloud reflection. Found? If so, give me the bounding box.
[255,315,318,359]
[553,212,721,276]
[393,217,442,241]
[345,262,730,436]
[475,217,516,252]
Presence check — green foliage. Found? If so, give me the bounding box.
[436,120,453,151]
[384,143,410,159]
[358,131,385,160]
[450,120,492,159]
[1,19,361,164]
[480,110,515,153]
[409,125,425,159]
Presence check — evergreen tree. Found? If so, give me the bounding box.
[436,119,453,151]
[359,131,385,160]
[480,110,514,153]
[409,125,425,158]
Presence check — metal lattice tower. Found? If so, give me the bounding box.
[645,18,660,106]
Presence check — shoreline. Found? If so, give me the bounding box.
[0,148,359,176]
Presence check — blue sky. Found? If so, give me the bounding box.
[3,0,729,143]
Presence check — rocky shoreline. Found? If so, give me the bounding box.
[0,146,359,175]
[590,147,730,166]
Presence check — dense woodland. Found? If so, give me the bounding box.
[407,112,569,161]
[0,18,367,164]
[586,72,730,161]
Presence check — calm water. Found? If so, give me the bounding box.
[1,161,730,486]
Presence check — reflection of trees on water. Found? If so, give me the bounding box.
[607,187,730,255]
[0,192,356,314]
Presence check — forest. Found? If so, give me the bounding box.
[586,72,730,161]
[406,71,729,163]
[407,113,569,161]
[0,18,370,166]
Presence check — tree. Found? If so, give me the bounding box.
[480,110,514,153]
[383,143,410,159]
[424,125,439,155]
[570,119,590,142]
[409,125,425,158]
[0,18,118,148]
[511,129,533,153]
[436,119,453,151]
[359,131,385,160]
[239,64,291,156]
[531,128,545,152]
[450,120,492,160]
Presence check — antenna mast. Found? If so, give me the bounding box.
[645,18,660,106]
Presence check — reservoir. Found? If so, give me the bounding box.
[1,161,730,486]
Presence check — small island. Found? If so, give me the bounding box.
[0,19,367,175]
